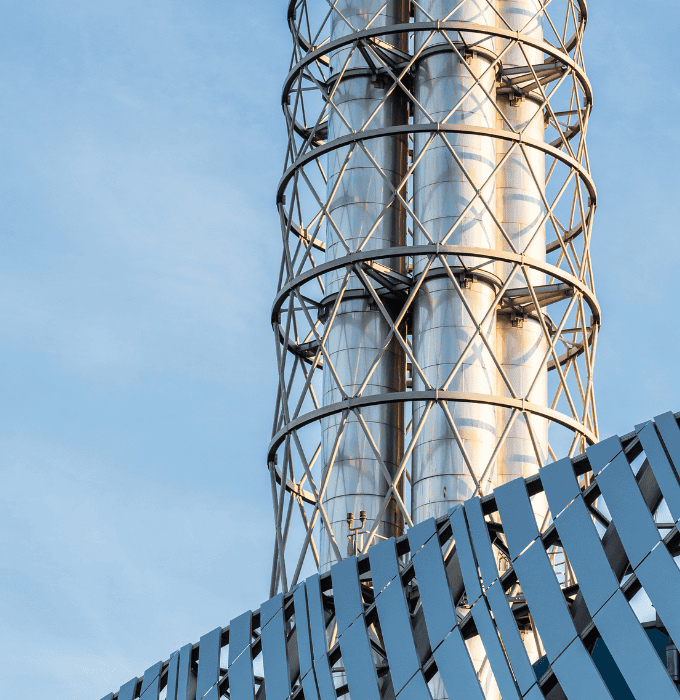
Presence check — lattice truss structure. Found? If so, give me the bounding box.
[270,0,599,592]
[100,411,680,700]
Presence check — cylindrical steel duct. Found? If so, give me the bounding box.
[410,2,499,524]
[320,0,409,572]
[272,0,599,596]
[495,0,549,497]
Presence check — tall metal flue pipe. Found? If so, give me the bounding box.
[271,0,599,593]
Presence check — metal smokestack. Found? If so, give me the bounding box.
[271,0,599,594]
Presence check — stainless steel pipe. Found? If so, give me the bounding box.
[411,1,499,524]
[320,0,409,572]
[496,0,549,494]
[272,0,598,596]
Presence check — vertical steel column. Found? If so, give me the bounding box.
[411,2,499,524]
[320,0,409,571]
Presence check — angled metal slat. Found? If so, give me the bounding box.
[196,628,221,700]
[292,583,320,700]
[592,590,677,698]
[638,420,680,522]
[139,661,163,700]
[495,480,613,699]
[655,412,680,480]
[173,643,195,700]
[449,506,520,699]
[407,519,484,700]
[260,594,291,700]
[117,678,139,700]
[369,538,429,698]
[543,458,675,697]
[595,452,660,569]
[228,612,255,700]
[304,574,337,700]
[331,557,381,700]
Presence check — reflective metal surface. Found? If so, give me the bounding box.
[260,595,291,700]
[411,0,499,524]
[97,411,680,700]
[139,662,162,700]
[196,627,221,700]
[270,0,600,589]
[319,0,409,572]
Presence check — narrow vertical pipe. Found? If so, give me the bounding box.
[320,0,409,572]
[411,2,499,525]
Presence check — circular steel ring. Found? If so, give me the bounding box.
[283,21,592,151]
[273,244,600,374]
[268,390,598,501]
[281,21,593,111]
[277,122,596,208]
[286,4,587,58]
[272,245,601,325]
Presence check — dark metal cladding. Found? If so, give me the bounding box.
[97,411,680,700]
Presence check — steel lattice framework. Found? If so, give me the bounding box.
[270,0,599,594]
[98,411,680,700]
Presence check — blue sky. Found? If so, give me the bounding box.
[2,1,679,698]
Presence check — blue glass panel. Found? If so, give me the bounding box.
[331,556,363,636]
[396,671,431,700]
[303,575,335,700]
[304,574,328,661]
[261,593,284,628]
[312,655,336,700]
[522,685,543,700]
[175,643,194,700]
[469,596,521,699]
[512,541,575,659]
[586,436,623,476]
[228,612,255,700]
[449,506,482,603]
[293,584,313,682]
[655,412,680,484]
[485,580,536,694]
[301,672,321,700]
[407,518,438,555]
[369,537,400,593]
[228,613,252,667]
[165,652,179,700]
[202,687,219,700]
[635,542,680,648]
